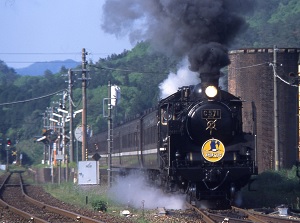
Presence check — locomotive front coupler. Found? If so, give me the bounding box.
[202,169,230,191]
[204,168,222,182]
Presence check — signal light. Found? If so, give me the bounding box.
[7,138,11,146]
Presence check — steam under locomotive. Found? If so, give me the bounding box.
[89,71,258,208]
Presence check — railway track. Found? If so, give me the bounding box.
[0,171,106,223]
[185,203,300,223]
[1,170,299,223]
[232,206,300,223]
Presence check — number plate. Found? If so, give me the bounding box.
[201,109,221,119]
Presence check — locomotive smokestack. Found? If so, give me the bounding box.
[199,72,220,89]
[188,42,230,86]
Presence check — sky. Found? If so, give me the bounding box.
[0,0,133,69]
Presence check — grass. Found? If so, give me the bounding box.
[241,165,300,209]
[39,166,300,222]
[43,182,157,223]
[43,183,107,209]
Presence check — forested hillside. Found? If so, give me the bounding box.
[234,0,300,48]
[0,42,177,165]
[83,42,177,133]
[0,0,299,166]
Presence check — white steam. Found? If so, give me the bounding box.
[159,59,200,99]
[108,171,186,210]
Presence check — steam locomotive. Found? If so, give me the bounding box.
[89,71,258,208]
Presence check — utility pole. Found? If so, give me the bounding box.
[298,55,300,161]
[273,45,279,171]
[62,91,69,181]
[68,69,74,162]
[82,48,88,161]
[107,81,112,187]
[6,138,10,171]
[48,107,55,183]
[61,92,67,159]
[43,112,47,163]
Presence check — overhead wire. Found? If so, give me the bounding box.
[0,51,114,65]
[0,52,80,55]
[269,62,298,87]
[231,62,269,70]
[3,61,80,64]
[0,89,66,106]
[90,64,170,75]
[230,61,297,87]
[2,51,298,88]
[0,52,114,55]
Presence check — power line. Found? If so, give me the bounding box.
[3,61,80,64]
[0,89,66,106]
[0,53,80,55]
[0,52,114,56]
[0,51,109,60]
[91,64,170,75]
[0,52,119,65]
[231,62,269,70]
[230,61,297,87]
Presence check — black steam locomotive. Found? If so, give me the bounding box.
[89,71,257,208]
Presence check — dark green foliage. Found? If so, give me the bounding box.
[234,0,300,48]
[0,63,68,164]
[87,42,177,132]
[91,200,107,212]
[241,167,300,208]
[0,42,176,164]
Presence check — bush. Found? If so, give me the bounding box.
[91,200,107,212]
[241,166,300,208]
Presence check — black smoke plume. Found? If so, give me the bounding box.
[101,0,256,74]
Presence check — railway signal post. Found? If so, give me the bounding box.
[81,48,88,161]
[6,138,11,171]
[104,82,120,187]
[107,81,113,188]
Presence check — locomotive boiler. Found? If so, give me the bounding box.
[89,71,257,208]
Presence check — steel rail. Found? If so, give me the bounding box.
[233,206,300,223]
[232,206,268,223]
[185,203,216,223]
[0,172,48,223]
[18,173,106,223]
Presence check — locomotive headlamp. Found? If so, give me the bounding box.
[205,85,218,98]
